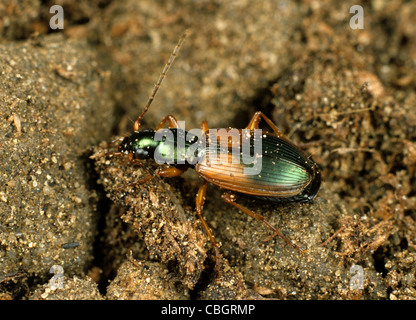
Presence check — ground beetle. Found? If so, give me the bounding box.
[115,31,321,272]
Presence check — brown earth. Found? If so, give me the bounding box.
[1,0,415,300]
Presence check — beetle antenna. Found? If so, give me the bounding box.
[133,30,188,132]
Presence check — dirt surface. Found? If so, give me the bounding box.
[1,0,415,300]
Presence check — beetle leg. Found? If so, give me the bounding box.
[196,181,222,274]
[115,173,154,191]
[156,166,187,178]
[200,120,209,134]
[116,157,186,191]
[221,193,307,254]
[155,115,179,130]
[246,111,288,139]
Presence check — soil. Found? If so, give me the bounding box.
[1,0,415,300]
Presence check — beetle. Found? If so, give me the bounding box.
[116,31,321,272]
